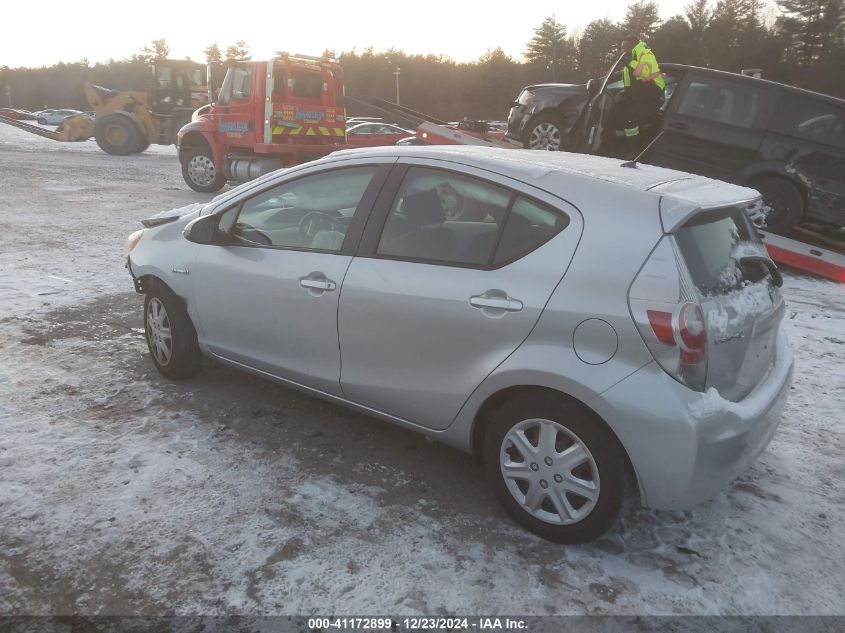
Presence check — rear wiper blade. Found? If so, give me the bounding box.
[740,255,784,288]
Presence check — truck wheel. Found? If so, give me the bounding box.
[524,114,564,151]
[751,177,804,232]
[134,133,151,154]
[182,148,226,193]
[94,113,141,156]
[483,391,626,543]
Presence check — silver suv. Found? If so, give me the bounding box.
[127,147,793,543]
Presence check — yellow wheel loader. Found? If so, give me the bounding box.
[0,60,209,155]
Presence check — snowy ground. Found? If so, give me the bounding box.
[0,125,844,617]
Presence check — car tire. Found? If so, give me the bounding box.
[94,113,141,156]
[483,391,626,543]
[37,117,46,125]
[751,177,804,232]
[182,147,226,193]
[523,113,564,151]
[144,283,202,380]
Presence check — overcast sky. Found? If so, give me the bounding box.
[2,0,700,68]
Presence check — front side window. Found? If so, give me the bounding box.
[218,66,252,104]
[677,76,766,128]
[376,167,569,267]
[224,166,378,251]
[770,93,845,148]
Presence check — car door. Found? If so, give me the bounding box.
[215,62,258,149]
[348,124,378,147]
[191,160,392,395]
[338,160,582,430]
[759,91,845,225]
[645,72,774,182]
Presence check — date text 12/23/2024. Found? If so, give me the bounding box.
[307,618,529,631]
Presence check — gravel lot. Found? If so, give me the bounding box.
[1,126,843,617]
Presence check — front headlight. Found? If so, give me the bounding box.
[126,229,144,254]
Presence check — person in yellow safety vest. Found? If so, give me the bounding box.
[609,34,666,158]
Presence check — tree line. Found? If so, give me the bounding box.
[1,0,842,121]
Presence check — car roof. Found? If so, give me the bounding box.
[662,63,845,105]
[327,146,760,229]
[331,145,693,190]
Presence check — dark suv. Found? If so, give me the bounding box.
[510,65,845,231]
[507,84,589,152]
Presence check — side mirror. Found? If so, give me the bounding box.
[586,78,600,99]
[183,215,218,245]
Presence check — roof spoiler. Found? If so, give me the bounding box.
[659,195,763,233]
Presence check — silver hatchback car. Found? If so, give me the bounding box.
[127,147,793,543]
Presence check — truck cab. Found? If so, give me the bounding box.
[177,54,348,192]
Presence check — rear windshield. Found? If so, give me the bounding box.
[674,207,767,295]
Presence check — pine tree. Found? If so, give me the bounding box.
[525,16,575,81]
[622,1,663,38]
[578,19,622,78]
[225,40,251,62]
[203,43,222,63]
[778,0,845,67]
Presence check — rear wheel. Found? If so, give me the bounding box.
[94,114,141,155]
[523,114,564,151]
[182,147,226,193]
[751,177,804,232]
[144,284,202,379]
[483,392,626,543]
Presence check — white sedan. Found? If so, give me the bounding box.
[37,109,84,125]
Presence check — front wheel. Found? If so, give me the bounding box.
[752,177,804,232]
[523,114,564,151]
[182,148,226,193]
[483,392,626,543]
[94,113,141,156]
[144,284,202,379]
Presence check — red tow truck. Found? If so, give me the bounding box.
[177,53,350,192]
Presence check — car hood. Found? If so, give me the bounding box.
[524,83,588,97]
[140,202,206,229]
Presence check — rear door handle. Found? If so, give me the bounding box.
[668,121,690,130]
[470,293,523,313]
[299,274,336,292]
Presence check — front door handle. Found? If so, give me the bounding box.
[299,274,336,294]
[470,291,523,315]
[668,121,690,131]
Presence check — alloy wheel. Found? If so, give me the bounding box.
[529,123,561,151]
[500,418,600,525]
[146,298,173,367]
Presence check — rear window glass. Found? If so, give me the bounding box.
[674,207,767,295]
[292,71,323,99]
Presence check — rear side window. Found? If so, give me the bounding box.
[674,207,767,295]
[677,77,766,128]
[376,167,569,267]
[770,93,845,148]
[494,197,569,265]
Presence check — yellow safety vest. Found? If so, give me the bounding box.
[622,41,666,91]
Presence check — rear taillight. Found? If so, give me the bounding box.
[629,239,708,391]
[647,302,707,365]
